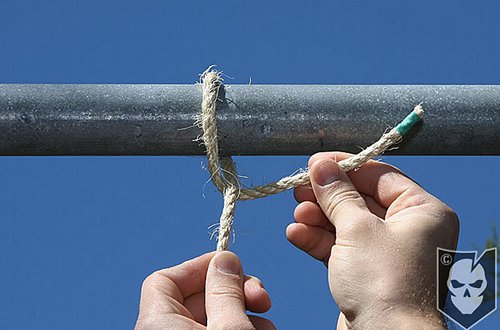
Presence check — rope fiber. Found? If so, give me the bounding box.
[200,68,424,251]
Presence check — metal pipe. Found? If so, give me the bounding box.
[0,84,498,155]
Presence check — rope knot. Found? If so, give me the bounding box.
[199,67,424,251]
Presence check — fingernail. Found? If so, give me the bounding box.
[313,160,340,186]
[214,251,241,275]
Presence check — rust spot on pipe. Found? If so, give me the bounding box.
[318,129,325,149]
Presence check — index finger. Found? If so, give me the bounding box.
[309,152,424,209]
[139,252,215,314]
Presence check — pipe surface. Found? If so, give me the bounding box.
[0,84,498,155]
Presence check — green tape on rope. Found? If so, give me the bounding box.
[395,111,422,136]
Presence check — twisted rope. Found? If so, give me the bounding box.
[200,69,424,251]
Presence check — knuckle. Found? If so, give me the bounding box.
[208,283,244,300]
[245,275,264,288]
[308,152,323,167]
[444,205,459,224]
[309,151,341,167]
[439,204,460,232]
[142,271,163,289]
[141,270,173,293]
[325,187,363,219]
[419,196,461,244]
[134,316,156,330]
[403,186,429,206]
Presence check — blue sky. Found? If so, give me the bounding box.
[0,1,499,329]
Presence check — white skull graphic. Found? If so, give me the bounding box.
[447,258,487,314]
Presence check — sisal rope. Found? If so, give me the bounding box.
[200,68,424,251]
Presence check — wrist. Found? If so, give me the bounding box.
[347,307,447,330]
[383,312,447,330]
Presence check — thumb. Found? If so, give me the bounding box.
[310,159,371,234]
[205,251,254,330]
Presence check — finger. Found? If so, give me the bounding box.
[294,201,334,230]
[309,151,350,167]
[361,193,387,219]
[206,251,255,330]
[286,223,336,264]
[184,292,207,325]
[309,152,426,210]
[310,159,374,236]
[244,275,272,313]
[296,180,387,221]
[337,312,349,330]
[139,252,215,316]
[249,315,276,330]
[294,185,316,202]
[183,274,272,325]
[296,166,387,220]
[299,152,402,203]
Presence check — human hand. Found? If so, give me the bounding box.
[135,251,274,329]
[287,152,459,330]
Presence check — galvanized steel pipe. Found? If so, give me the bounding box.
[0,84,498,155]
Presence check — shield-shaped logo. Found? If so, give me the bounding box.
[437,248,497,329]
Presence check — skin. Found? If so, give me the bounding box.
[136,151,459,329]
[135,251,275,330]
[288,152,459,329]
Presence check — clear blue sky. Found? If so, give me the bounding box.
[0,1,499,329]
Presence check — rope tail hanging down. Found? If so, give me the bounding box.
[199,68,425,251]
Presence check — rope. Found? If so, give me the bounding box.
[200,68,424,251]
